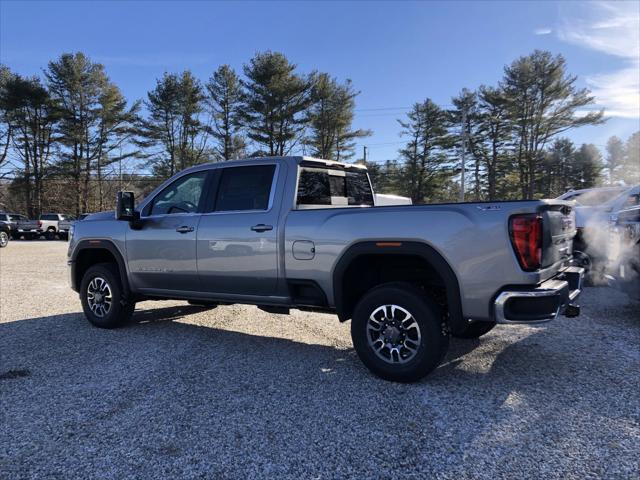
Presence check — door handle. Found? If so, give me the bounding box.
[250,224,273,232]
[176,226,195,234]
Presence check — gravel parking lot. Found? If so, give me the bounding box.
[1,241,639,479]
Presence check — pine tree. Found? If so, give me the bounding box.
[605,136,626,184]
[501,50,604,198]
[306,73,370,160]
[397,99,453,203]
[138,71,207,177]
[241,51,312,156]
[46,53,138,214]
[205,65,245,161]
[622,131,640,184]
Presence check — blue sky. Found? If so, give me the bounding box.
[1,0,639,163]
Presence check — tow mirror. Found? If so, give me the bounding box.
[116,191,137,221]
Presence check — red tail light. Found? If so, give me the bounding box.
[38,220,42,227]
[509,214,542,271]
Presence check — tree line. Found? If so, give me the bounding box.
[0,50,638,216]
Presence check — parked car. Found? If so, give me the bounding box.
[0,213,28,239]
[16,217,40,239]
[606,205,640,301]
[0,221,9,247]
[557,185,640,278]
[38,213,72,240]
[68,156,583,382]
[375,194,412,206]
[59,214,89,240]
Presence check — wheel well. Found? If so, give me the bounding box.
[339,254,447,318]
[333,242,464,333]
[74,247,127,294]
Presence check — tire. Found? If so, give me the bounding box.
[11,232,21,240]
[350,282,449,382]
[452,321,496,339]
[0,231,9,248]
[45,228,56,240]
[80,263,135,328]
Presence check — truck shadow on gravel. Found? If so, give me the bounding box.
[1,304,638,478]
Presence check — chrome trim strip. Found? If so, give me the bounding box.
[494,280,569,324]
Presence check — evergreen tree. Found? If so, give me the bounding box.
[622,131,640,185]
[397,99,453,203]
[1,74,58,216]
[572,144,602,189]
[46,52,138,214]
[242,51,312,156]
[138,71,207,177]
[501,50,604,198]
[205,65,245,161]
[306,73,370,160]
[0,65,14,171]
[605,136,626,184]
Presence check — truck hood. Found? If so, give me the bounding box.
[84,211,115,221]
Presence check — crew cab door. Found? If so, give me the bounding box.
[126,170,210,292]
[197,164,281,296]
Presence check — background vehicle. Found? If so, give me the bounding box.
[38,213,72,240]
[557,185,640,280]
[0,221,9,247]
[59,214,88,240]
[68,156,583,382]
[606,205,640,301]
[375,194,412,206]
[0,213,27,239]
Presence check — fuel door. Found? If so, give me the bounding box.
[292,240,315,260]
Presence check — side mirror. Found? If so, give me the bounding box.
[116,191,137,221]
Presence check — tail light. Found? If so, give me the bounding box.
[509,214,542,271]
[37,220,42,227]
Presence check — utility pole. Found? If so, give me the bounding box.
[363,145,368,166]
[459,107,467,202]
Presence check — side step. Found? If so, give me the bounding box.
[258,305,290,315]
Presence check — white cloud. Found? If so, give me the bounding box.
[534,28,552,35]
[557,1,640,119]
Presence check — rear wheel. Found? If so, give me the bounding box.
[0,231,9,248]
[452,321,496,339]
[350,282,449,382]
[80,263,135,328]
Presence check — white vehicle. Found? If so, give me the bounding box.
[374,194,412,206]
[38,213,72,240]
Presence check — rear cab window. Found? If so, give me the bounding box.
[296,164,373,209]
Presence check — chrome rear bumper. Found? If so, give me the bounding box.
[494,266,584,324]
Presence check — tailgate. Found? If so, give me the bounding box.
[539,203,575,268]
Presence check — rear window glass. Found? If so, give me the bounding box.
[40,214,58,221]
[296,167,373,207]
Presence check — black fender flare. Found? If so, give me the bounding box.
[71,239,130,297]
[332,241,465,334]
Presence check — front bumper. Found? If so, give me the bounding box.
[494,266,584,324]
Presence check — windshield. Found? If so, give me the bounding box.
[564,188,627,206]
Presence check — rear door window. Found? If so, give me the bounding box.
[215,165,276,212]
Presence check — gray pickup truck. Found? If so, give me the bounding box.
[68,156,583,381]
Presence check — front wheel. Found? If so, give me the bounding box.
[0,231,9,247]
[80,263,135,328]
[351,282,449,382]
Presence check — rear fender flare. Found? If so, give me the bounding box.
[332,241,465,334]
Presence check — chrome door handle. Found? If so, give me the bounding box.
[176,226,194,233]
[250,224,273,232]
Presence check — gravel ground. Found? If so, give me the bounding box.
[1,241,639,479]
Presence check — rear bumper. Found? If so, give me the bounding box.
[494,266,584,324]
